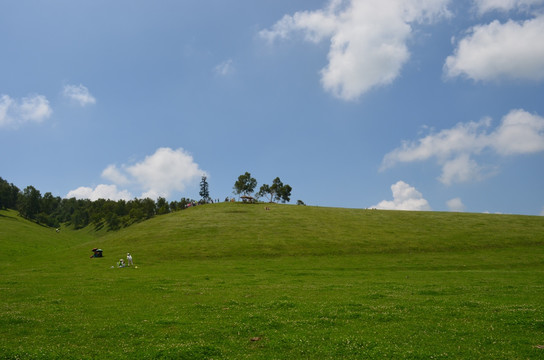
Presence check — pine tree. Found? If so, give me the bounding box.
[199,175,210,203]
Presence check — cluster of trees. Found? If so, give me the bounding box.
[0,176,196,231]
[0,177,19,210]
[233,172,292,203]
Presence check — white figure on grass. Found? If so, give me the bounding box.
[127,253,133,267]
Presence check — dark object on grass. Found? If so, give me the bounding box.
[91,248,103,258]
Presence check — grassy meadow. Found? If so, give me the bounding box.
[1,203,544,359]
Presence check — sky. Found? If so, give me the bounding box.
[1,0,544,215]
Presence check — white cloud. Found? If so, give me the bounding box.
[0,94,52,129]
[489,108,544,154]
[63,84,96,106]
[382,118,489,167]
[261,0,451,100]
[259,0,340,43]
[66,184,132,201]
[101,164,130,185]
[67,147,206,201]
[18,95,52,121]
[214,59,234,76]
[540,207,544,216]
[445,15,544,81]
[447,197,465,212]
[381,109,544,185]
[371,181,431,211]
[439,154,488,185]
[474,0,544,14]
[125,147,205,199]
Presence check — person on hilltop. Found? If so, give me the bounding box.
[127,253,133,267]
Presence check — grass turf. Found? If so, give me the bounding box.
[1,204,544,359]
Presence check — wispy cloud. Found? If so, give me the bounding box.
[371,181,431,211]
[214,59,234,76]
[447,197,465,212]
[260,0,451,100]
[0,94,52,129]
[63,84,96,106]
[473,0,544,15]
[381,109,544,185]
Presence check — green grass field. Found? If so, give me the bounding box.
[1,203,544,359]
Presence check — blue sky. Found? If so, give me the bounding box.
[1,0,544,215]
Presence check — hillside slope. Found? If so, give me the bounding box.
[2,205,544,359]
[3,203,544,264]
[66,202,544,262]
[0,210,93,265]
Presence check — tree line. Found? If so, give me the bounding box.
[0,176,197,231]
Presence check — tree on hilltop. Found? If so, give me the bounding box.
[199,175,210,203]
[258,177,292,203]
[233,172,257,198]
[257,184,272,202]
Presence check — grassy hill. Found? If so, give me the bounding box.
[1,204,544,359]
[64,202,544,260]
[0,209,92,265]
